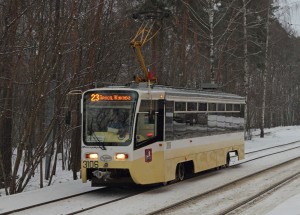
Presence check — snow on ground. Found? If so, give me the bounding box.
[267,193,300,215]
[0,126,299,214]
[246,126,300,152]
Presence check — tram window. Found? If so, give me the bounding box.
[135,112,157,144]
[175,102,186,111]
[166,101,174,113]
[198,103,207,111]
[234,104,240,111]
[186,113,208,138]
[216,114,226,129]
[173,113,186,139]
[218,103,225,111]
[208,103,217,111]
[165,101,174,141]
[208,114,217,133]
[226,104,233,111]
[187,102,197,111]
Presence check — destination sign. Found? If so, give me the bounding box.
[90,93,132,102]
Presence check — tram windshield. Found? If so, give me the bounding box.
[83,91,138,146]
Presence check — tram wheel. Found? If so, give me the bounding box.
[176,163,185,181]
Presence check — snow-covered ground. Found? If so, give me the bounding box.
[245,126,300,215]
[0,126,299,214]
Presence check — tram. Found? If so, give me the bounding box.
[81,84,245,186]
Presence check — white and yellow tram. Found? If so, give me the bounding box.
[81,85,245,186]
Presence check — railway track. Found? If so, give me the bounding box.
[3,140,300,215]
[242,140,300,163]
[148,140,300,215]
[73,140,300,215]
[1,186,151,215]
[245,140,300,155]
[152,157,300,215]
[0,188,101,215]
[220,172,300,215]
[66,186,152,215]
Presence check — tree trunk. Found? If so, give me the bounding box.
[40,158,43,188]
[260,2,270,138]
[209,0,216,84]
[0,0,19,192]
[70,101,81,180]
[243,0,250,140]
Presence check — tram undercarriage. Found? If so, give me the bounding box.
[87,168,135,186]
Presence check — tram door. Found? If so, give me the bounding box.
[134,99,164,149]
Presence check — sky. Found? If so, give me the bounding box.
[0,126,300,214]
[278,0,300,36]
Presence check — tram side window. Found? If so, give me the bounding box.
[167,101,245,140]
[216,113,226,129]
[226,104,233,111]
[173,112,209,139]
[218,103,225,111]
[230,104,245,130]
[225,113,234,130]
[165,101,174,141]
[173,113,186,139]
[208,113,217,132]
[208,103,217,111]
[135,100,158,145]
[234,104,241,111]
[226,104,244,131]
[175,102,186,111]
[198,103,207,111]
[208,113,230,134]
[136,113,157,144]
[186,113,208,138]
[187,102,197,111]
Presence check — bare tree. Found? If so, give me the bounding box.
[242,0,250,140]
[0,0,299,194]
[260,0,271,138]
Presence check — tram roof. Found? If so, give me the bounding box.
[98,84,245,102]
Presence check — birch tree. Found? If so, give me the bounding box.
[242,0,250,139]
[260,0,270,138]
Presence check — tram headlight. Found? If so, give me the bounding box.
[85,153,98,160]
[115,153,128,160]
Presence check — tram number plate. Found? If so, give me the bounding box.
[82,161,99,168]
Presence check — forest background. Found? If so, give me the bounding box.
[0,0,299,195]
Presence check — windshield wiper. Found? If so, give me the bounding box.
[92,132,106,150]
